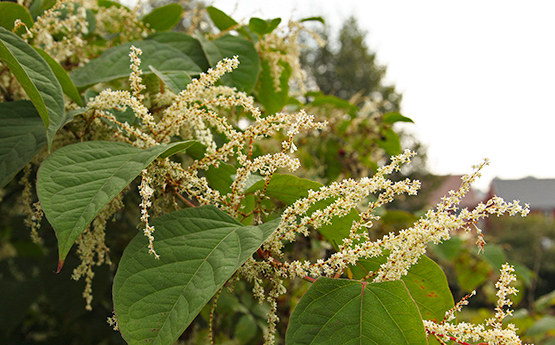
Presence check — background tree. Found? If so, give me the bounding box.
[301,16,401,112]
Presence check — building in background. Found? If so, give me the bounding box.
[488,177,555,218]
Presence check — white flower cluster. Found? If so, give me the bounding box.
[424,264,523,345]
[263,156,530,288]
[138,169,158,259]
[24,0,88,62]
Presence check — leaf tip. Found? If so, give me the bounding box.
[55,259,65,273]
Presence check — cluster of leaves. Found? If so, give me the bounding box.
[0,1,530,345]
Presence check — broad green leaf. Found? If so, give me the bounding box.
[146,32,209,71]
[206,6,238,31]
[197,34,260,93]
[36,140,194,267]
[350,255,454,323]
[70,41,202,88]
[113,206,280,345]
[0,100,47,188]
[286,278,428,345]
[244,174,360,248]
[149,65,191,94]
[255,59,291,114]
[0,2,34,34]
[400,257,454,322]
[34,47,83,106]
[141,3,183,31]
[383,112,414,124]
[248,17,281,37]
[0,27,65,150]
[206,6,251,38]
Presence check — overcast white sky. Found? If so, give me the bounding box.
[210,0,555,191]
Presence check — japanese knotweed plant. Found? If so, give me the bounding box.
[0,1,532,344]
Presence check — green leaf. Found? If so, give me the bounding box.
[248,17,281,37]
[0,2,34,34]
[206,6,239,31]
[159,141,195,158]
[36,140,194,267]
[400,256,454,322]
[286,278,428,345]
[244,173,321,205]
[146,32,209,71]
[197,34,260,93]
[34,47,83,106]
[70,41,202,88]
[351,256,454,323]
[206,6,251,38]
[255,59,291,114]
[0,27,65,150]
[141,3,183,31]
[149,65,191,94]
[113,206,280,345]
[300,16,325,24]
[383,112,414,124]
[97,0,128,9]
[0,100,47,188]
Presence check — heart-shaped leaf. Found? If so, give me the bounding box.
[36,140,195,268]
[113,205,280,345]
[0,27,65,150]
[0,100,47,188]
[286,277,428,344]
